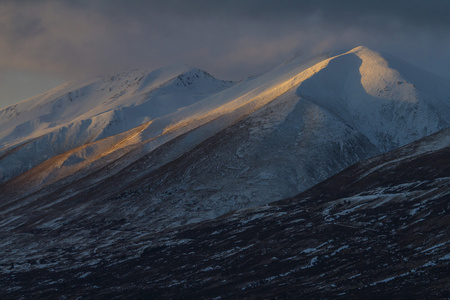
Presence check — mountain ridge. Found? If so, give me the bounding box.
[0,45,449,228]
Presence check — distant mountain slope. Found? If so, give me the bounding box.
[0,66,234,183]
[1,126,448,299]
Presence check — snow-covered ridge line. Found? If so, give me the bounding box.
[0,66,219,149]
[0,54,330,190]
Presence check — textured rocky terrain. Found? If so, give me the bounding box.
[1,127,449,299]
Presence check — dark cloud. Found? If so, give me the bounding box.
[0,0,449,82]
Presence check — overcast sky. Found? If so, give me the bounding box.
[1,0,449,108]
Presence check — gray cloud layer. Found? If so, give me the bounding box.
[1,0,449,81]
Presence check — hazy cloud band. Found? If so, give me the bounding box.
[1,0,449,81]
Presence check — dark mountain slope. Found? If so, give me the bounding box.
[1,129,448,299]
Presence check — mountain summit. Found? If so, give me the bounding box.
[298,46,449,151]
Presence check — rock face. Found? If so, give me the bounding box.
[1,127,448,299]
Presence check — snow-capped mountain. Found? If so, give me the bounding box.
[1,46,448,230]
[1,45,449,298]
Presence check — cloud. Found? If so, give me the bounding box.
[0,0,449,81]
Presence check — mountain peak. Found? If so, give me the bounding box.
[348,45,369,53]
[296,45,449,152]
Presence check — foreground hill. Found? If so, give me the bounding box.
[1,126,448,299]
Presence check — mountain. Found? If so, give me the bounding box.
[1,46,449,231]
[1,45,450,298]
[1,125,448,299]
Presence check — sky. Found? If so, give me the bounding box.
[1,0,449,108]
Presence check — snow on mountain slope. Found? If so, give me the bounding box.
[106,89,380,229]
[0,65,195,143]
[0,51,329,189]
[297,46,450,151]
[0,66,234,183]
